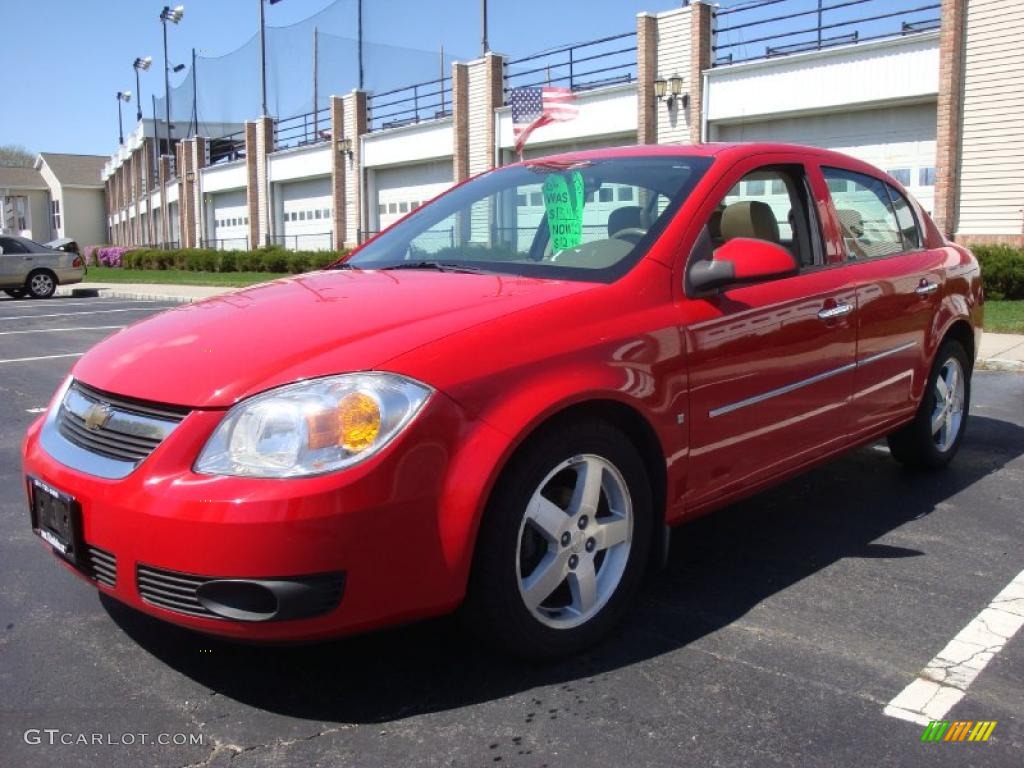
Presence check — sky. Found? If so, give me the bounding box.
[0,0,936,158]
[0,0,667,157]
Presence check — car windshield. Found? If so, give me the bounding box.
[347,155,713,282]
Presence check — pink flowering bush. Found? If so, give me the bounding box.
[93,246,131,267]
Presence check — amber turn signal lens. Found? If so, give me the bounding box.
[338,392,381,451]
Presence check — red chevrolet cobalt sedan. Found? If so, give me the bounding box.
[23,144,982,658]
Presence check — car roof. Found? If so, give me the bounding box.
[520,141,877,171]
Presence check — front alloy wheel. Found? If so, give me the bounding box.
[465,420,652,659]
[517,455,633,629]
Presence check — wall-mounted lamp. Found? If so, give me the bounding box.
[185,171,196,183]
[336,137,353,156]
[654,74,688,110]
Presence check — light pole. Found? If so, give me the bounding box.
[116,91,132,145]
[160,5,185,158]
[133,56,152,122]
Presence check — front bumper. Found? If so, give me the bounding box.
[22,392,490,642]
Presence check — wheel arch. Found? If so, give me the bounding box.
[467,396,670,578]
[940,317,976,372]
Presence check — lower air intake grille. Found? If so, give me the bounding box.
[83,545,117,587]
[136,565,213,618]
[135,564,345,622]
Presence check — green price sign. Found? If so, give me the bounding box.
[543,171,585,252]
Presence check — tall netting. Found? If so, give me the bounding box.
[153,0,462,140]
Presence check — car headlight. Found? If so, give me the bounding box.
[194,373,433,478]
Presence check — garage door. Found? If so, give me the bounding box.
[712,103,937,214]
[374,161,454,232]
[211,189,249,250]
[277,177,332,251]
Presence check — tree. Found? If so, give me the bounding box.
[0,145,35,167]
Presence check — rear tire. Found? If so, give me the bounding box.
[887,340,970,470]
[3,287,27,299]
[463,420,653,660]
[26,270,57,299]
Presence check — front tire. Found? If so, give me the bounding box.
[887,340,970,469]
[26,270,57,299]
[3,287,27,299]
[464,420,653,659]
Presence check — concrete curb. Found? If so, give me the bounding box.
[55,286,207,304]
[977,358,1024,373]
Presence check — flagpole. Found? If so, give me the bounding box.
[259,0,268,116]
[481,0,489,55]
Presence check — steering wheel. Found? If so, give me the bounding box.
[610,227,647,244]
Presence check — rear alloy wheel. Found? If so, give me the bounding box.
[465,421,652,659]
[25,270,56,301]
[26,270,57,299]
[888,340,970,469]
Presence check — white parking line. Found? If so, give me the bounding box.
[0,352,84,364]
[884,568,1024,726]
[0,308,161,322]
[0,325,125,336]
[0,299,167,310]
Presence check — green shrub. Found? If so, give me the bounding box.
[974,245,1024,301]
[287,253,311,273]
[261,251,290,273]
[219,251,239,272]
[310,252,338,270]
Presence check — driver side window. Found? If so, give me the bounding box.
[707,167,820,270]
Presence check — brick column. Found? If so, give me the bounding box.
[133,147,144,244]
[341,91,367,246]
[688,2,712,144]
[451,62,469,183]
[179,140,196,248]
[191,136,207,247]
[465,53,505,175]
[158,155,171,247]
[648,3,709,146]
[255,116,275,247]
[637,14,657,145]
[934,0,968,239]
[244,121,260,250]
[329,95,347,251]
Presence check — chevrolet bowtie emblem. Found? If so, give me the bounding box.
[83,402,113,431]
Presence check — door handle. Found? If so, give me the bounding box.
[818,303,854,321]
[915,281,939,296]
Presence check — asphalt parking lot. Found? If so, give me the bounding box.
[0,294,1021,768]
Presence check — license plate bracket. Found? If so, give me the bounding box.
[29,477,82,565]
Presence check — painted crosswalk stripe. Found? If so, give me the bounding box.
[884,568,1024,726]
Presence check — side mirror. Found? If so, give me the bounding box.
[688,237,797,293]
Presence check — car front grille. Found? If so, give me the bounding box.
[83,545,117,587]
[56,381,189,464]
[136,564,213,618]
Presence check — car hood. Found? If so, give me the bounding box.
[71,269,594,408]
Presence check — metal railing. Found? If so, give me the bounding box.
[504,31,637,98]
[201,236,250,251]
[273,107,332,150]
[367,76,452,132]
[712,0,941,66]
[268,232,334,251]
[209,128,247,166]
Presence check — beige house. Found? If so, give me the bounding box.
[0,153,108,245]
[0,166,50,242]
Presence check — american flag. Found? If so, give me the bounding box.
[509,86,579,157]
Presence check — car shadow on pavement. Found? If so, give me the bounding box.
[101,414,1024,724]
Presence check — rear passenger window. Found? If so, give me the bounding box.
[886,185,921,250]
[823,168,903,260]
